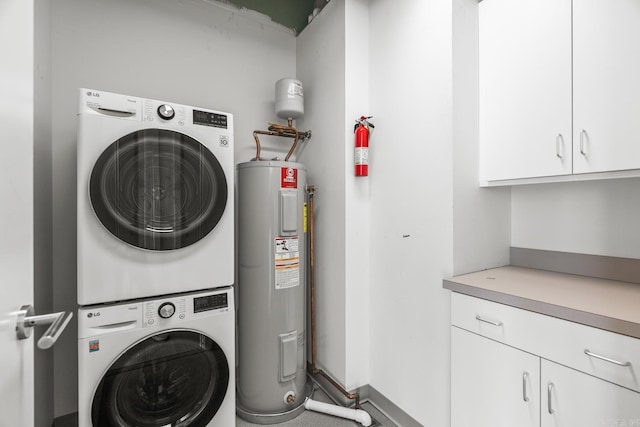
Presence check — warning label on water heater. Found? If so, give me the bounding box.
[281,167,298,189]
[274,237,299,290]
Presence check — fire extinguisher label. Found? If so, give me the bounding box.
[274,237,300,290]
[355,147,369,164]
[281,167,298,189]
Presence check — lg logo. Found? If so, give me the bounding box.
[86,91,100,98]
[87,312,101,318]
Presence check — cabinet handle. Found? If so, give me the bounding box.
[475,315,503,326]
[522,372,530,402]
[584,349,632,367]
[547,383,555,414]
[580,129,587,155]
[556,134,563,159]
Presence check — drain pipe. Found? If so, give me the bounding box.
[305,397,372,427]
[305,185,372,427]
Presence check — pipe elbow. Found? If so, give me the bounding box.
[304,398,372,426]
[354,409,372,426]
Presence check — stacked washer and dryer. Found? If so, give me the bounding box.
[76,89,235,426]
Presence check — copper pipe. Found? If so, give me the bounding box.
[308,185,317,370]
[252,131,263,160]
[306,185,362,410]
[252,122,311,161]
[285,133,300,162]
[316,370,361,409]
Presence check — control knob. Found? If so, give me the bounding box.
[158,302,176,319]
[157,104,175,120]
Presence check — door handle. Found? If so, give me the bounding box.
[16,305,73,349]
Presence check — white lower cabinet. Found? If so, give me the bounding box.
[541,359,640,427]
[451,293,640,427]
[452,327,540,427]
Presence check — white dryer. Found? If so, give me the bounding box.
[78,287,235,427]
[77,88,234,305]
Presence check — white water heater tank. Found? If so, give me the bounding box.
[275,78,304,120]
[236,160,311,424]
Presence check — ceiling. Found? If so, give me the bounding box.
[226,0,326,34]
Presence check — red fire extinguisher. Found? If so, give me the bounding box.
[354,116,374,176]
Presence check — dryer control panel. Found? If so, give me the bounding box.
[143,298,187,326]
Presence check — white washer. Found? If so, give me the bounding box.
[77,88,234,305]
[78,287,235,427]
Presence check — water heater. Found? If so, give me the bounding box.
[236,160,311,423]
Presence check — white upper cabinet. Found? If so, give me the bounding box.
[573,0,640,174]
[479,0,572,182]
[480,0,640,185]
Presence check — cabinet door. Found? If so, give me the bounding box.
[573,0,640,174]
[451,327,540,427]
[541,359,640,427]
[479,0,572,182]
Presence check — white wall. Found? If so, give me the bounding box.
[34,1,54,425]
[1,1,35,424]
[51,0,296,416]
[453,0,511,276]
[369,1,453,425]
[512,178,640,259]
[296,0,349,384]
[343,0,371,391]
[296,0,372,392]
[297,3,511,425]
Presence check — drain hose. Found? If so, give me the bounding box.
[304,397,372,426]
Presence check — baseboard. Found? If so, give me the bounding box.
[307,365,422,427]
[53,412,77,427]
[366,385,422,427]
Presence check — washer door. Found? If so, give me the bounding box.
[91,330,229,427]
[90,129,227,251]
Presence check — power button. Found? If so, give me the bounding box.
[157,104,175,120]
[158,302,176,319]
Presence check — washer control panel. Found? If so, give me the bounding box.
[142,289,232,327]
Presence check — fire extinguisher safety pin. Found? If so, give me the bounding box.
[354,116,374,133]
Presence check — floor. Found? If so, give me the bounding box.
[236,386,398,427]
[55,382,398,427]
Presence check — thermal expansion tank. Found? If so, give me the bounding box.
[236,160,310,423]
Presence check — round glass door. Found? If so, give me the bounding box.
[90,129,227,251]
[91,330,229,426]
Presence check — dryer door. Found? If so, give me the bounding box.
[91,330,229,427]
[89,129,227,251]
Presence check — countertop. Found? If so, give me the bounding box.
[443,265,640,339]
